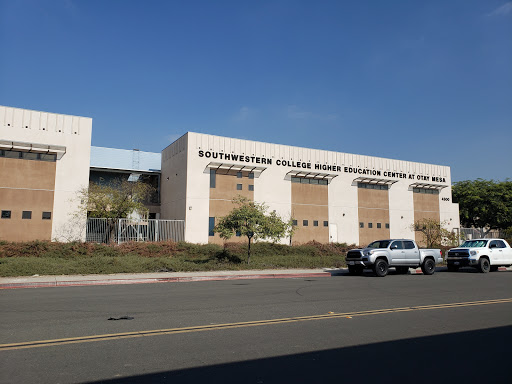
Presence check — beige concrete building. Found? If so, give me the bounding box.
[0,106,92,242]
[161,132,460,246]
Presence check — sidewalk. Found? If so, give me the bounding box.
[1,266,509,289]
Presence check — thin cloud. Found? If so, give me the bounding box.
[487,2,512,16]
[232,106,252,122]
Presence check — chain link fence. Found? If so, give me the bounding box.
[86,218,185,244]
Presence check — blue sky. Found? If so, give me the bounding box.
[1,0,511,182]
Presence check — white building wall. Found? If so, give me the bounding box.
[165,132,459,245]
[0,105,92,241]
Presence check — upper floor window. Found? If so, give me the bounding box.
[413,188,439,195]
[1,210,11,219]
[42,212,52,220]
[210,169,216,188]
[358,183,388,190]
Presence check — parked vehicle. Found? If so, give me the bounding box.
[446,239,512,273]
[345,239,443,277]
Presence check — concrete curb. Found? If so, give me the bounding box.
[0,272,332,289]
[1,266,510,290]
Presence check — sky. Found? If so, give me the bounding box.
[1,0,511,182]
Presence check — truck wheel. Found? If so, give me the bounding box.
[395,266,409,274]
[447,265,459,272]
[490,265,498,272]
[477,258,490,273]
[348,265,363,275]
[373,259,388,277]
[421,258,435,275]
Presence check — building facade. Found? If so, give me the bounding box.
[0,106,92,241]
[161,132,460,246]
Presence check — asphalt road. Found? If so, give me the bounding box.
[1,270,511,383]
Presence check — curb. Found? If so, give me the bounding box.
[0,272,331,289]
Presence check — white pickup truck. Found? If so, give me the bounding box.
[446,238,512,273]
[345,239,443,277]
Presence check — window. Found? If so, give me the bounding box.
[1,210,11,219]
[358,183,388,190]
[377,223,381,229]
[42,212,52,220]
[390,241,404,250]
[404,241,415,249]
[385,223,390,229]
[359,222,364,228]
[496,240,506,248]
[291,177,328,185]
[248,185,254,191]
[22,211,32,219]
[236,184,242,190]
[208,217,215,236]
[248,173,254,179]
[236,231,241,237]
[292,220,298,226]
[303,220,308,226]
[22,152,39,160]
[210,169,216,188]
[237,172,242,178]
[40,154,56,162]
[5,150,21,159]
[323,221,328,227]
[413,188,439,195]
[368,223,373,228]
[313,220,319,227]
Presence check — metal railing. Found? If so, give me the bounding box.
[86,218,185,244]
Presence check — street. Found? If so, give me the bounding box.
[1,270,511,383]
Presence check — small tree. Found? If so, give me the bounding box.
[412,218,462,248]
[214,196,294,264]
[78,179,155,219]
[77,179,155,243]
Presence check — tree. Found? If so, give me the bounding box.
[412,218,462,248]
[79,179,155,219]
[452,179,512,234]
[214,196,295,264]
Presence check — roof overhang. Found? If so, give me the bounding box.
[353,176,398,186]
[286,170,338,182]
[410,182,448,190]
[0,140,66,159]
[206,162,267,176]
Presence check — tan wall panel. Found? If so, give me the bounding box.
[0,189,54,241]
[291,182,328,205]
[208,172,254,244]
[413,192,440,245]
[0,158,56,190]
[291,183,328,244]
[358,187,390,247]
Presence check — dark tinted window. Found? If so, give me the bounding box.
[292,220,298,226]
[42,212,52,220]
[248,185,254,191]
[496,240,506,248]
[323,221,328,227]
[237,172,242,178]
[313,220,318,227]
[367,240,391,249]
[377,223,381,229]
[359,222,364,228]
[236,184,242,190]
[22,211,32,219]
[248,173,254,179]
[404,241,415,249]
[210,169,216,188]
[208,217,215,236]
[1,210,11,219]
[303,220,308,226]
[368,223,373,228]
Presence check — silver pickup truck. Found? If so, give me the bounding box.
[345,239,443,277]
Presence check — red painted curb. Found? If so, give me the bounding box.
[0,272,331,289]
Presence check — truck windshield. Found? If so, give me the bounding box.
[367,240,391,249]
[460,240,488,248]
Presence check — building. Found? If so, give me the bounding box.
[1,106,461,245]
[0,106,92,241]
[161,132,460,246]
[90,146,161,218]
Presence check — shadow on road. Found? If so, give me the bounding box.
[87,325,511,384]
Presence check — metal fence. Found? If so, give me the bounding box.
[460,228,506,240]
[86,218,185,244]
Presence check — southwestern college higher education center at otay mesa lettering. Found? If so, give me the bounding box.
[1,106,460,246]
